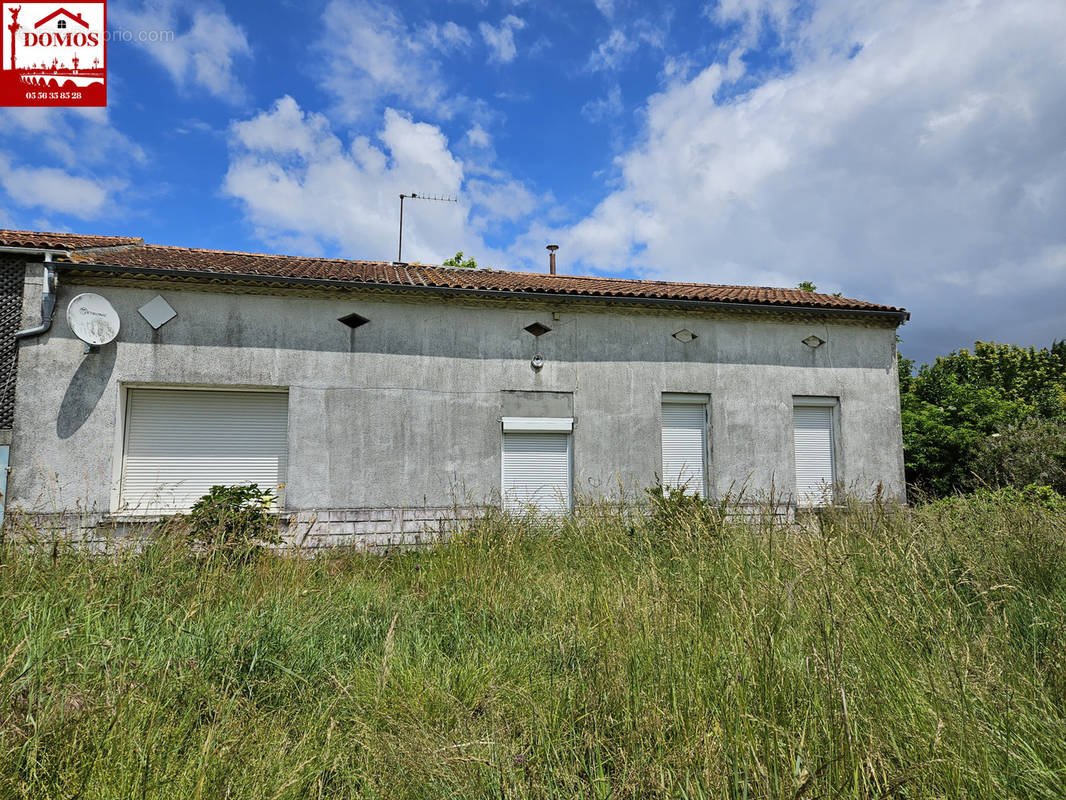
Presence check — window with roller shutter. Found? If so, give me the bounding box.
[500,417,573,513]
[660,395,708,496]
[119,388,289,514]
[793,399,838,507]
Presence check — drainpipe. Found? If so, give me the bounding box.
[14,254,58,341]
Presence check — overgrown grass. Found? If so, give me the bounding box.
[2,494,1066,798]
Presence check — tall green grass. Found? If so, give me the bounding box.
[2,495,1065,798]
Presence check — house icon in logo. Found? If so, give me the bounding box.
[34,8,89,30]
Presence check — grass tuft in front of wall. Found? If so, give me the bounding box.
[1,492,1066,798]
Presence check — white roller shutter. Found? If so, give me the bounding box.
[120,389,289,514]
[793,404,835,506]
[502,432,571,513]
[661,401,706,496]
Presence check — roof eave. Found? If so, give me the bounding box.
[57,261,911,324]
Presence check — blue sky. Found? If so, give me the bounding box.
[1,0,1064,363]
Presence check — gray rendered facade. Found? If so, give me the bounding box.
[9,262,906,547]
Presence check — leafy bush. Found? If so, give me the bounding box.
[185,484,280,559]
[970,418,1066,494]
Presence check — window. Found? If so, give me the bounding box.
[119,388,289,514]
[57,19,67,28]
[501,417,572,513]
[660,394,708,496]
[793,398,838,506]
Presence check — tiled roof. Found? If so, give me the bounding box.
[0,228,142,251]
[0,228,908,317]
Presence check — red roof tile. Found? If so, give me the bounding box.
[0,228,142,251]
[0,229,907,317]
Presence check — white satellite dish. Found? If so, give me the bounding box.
[67,293,120,346]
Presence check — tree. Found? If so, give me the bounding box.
[443,251,478,269]
[899,339,1066,496]
[797,281,817,292]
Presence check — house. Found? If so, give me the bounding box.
[1,229,909,548]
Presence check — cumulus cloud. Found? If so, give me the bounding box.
[0,108,146,168]
[552,0,1066,361]
[318,0,473,120]
[480,15,526,63]
[0,155,116,218]
[223,96,539,264]
[0,108,144,220]
[114,0,251,99]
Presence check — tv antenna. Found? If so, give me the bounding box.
[397,192,457,263]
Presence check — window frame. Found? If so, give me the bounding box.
[110,383,291,516]
[659,392,710,497]
[499,417,574,514]
[791,395,841,508]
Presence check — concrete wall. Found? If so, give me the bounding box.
[9,271,906,543]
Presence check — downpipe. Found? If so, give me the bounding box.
[14,256,58,342]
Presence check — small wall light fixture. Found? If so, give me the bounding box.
[531,354,545,371]
[802,334,825,348]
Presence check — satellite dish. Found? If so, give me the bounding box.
[67,293,120,346]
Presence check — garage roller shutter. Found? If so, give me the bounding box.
[793,405,835,506]
[502,432,571,513]
[661,401,706,496]
[120,389,289,513]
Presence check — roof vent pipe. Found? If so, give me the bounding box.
[546,244,559,276]
[15,255,58,341]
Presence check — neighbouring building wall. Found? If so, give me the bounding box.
[8,277,906,547]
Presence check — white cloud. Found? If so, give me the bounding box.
[480,15,526,63]
[706,0,800,44]
[0,108,146,168]
[586,29,638,72]
[318,0,473,120]
[419,20,474,52]
[594,0,616,19]
[581,85,624,122]
[466,177,539,228]
[0,154,115,218]
[114,0,251,99]
[466,124,493,149]
[0,108,143,220]
[553,0,1066,360]
[223,97,538,265]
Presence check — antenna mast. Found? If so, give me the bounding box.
[397,192,457,263]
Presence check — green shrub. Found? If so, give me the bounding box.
[970,418,1066,494]
[185,483,280,559]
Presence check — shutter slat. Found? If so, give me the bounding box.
[793,405,835,506]
[121,389,289,513]
[661,402,706,496]
[502,432,571,513]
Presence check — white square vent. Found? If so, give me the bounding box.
[138,295,177,330]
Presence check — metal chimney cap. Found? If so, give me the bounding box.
[546,244,559,252]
